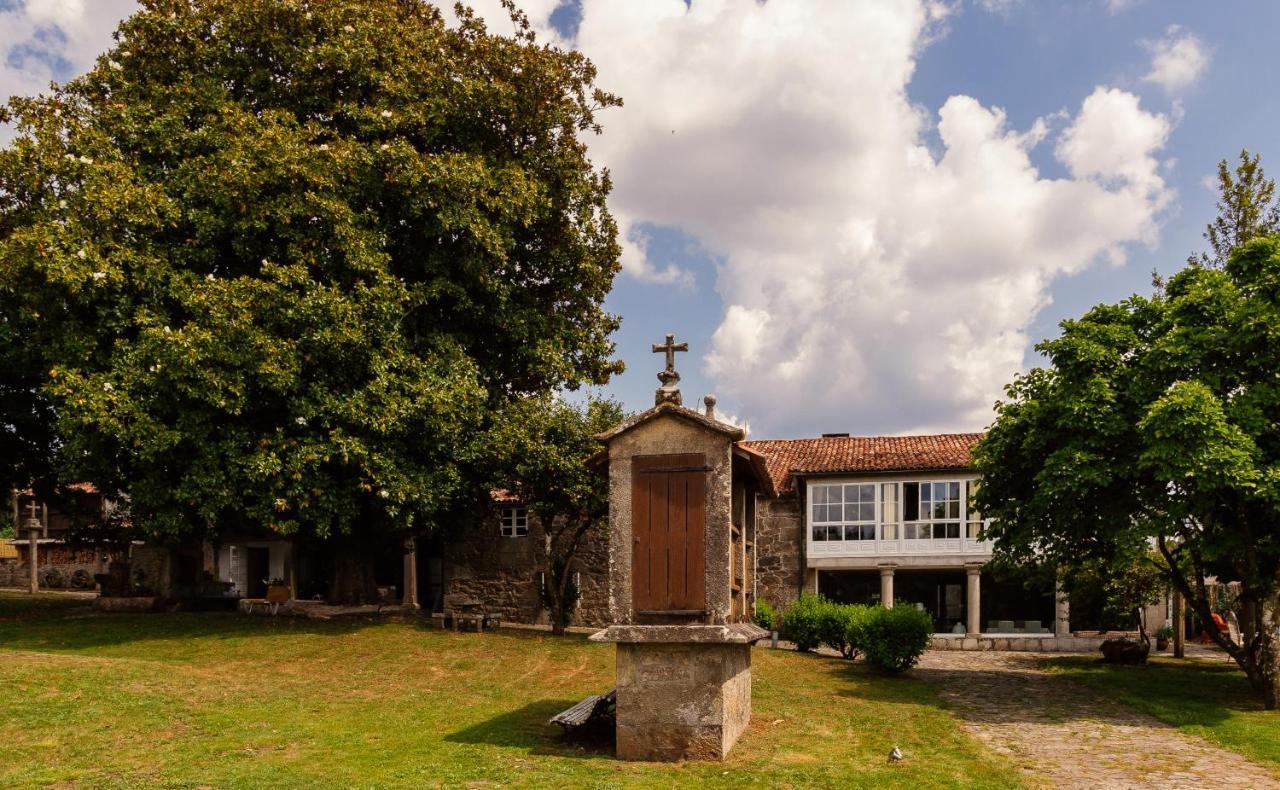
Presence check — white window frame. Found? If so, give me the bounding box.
[903,480,963,540]
[809,482,877,543]
[500,506,528,538]
[805,475,989,558]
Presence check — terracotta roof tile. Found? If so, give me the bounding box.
[740,433,984,495]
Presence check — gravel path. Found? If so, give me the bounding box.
[915,650,1280,789]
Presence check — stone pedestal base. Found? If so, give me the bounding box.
[591,623,766,761]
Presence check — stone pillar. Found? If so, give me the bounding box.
[594,625,759,761]
[878,564,895,609]
[402,537,420,609]
[1173,591,1185,659]
[26,520,41,594]
[965,564,982,636]
[1055,580,1071,638]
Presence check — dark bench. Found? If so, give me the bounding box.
[549,689,616,731]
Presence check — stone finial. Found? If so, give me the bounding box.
[703,394,717,420]
[651,332,689,406]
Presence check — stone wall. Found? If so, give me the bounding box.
[0,544,105,590]
[442,511,610,628]
[754,494,804,613]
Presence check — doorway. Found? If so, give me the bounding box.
[244,547,270,598]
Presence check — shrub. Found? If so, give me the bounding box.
[818,602,875,659]
[861,605,933,674]
[754,599,777,632]
[781,593,826,652]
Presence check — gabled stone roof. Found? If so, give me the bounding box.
[593,401,747,443]
[740,433,984,494]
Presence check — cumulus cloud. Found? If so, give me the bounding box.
[1142,26,1210,94]
[559,0,1172,437]
[0,0,137,141]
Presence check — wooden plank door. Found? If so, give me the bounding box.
[632,454,706,615]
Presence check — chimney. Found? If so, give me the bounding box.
[703,394,717,421]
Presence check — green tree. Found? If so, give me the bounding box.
[489,395,623,635]
[1195,149,1280,267]
[974,236,1280,708]
[0,0,622,601]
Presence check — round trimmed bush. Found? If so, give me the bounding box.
[862,605,933,674]
[781,593,826,652]
[819,602,874,659]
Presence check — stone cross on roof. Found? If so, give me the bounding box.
[652,333,688,406]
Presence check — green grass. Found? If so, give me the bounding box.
[0,590,1020,788]
[1047,654,1280,768]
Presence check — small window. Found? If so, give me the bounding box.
[500,507,528,537]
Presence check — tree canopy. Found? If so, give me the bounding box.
[0,1,622,545]
[974,236,1280,707]
[1196,149,1280,268]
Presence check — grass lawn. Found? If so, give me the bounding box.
[0,590,1021,789]
[1047,653,1280,768]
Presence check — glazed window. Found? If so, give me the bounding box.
[500,507,528,537]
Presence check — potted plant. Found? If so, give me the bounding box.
[265,577,291,604]
[1155,625,1174,651]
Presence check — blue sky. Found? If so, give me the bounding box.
[3,0,1276,439]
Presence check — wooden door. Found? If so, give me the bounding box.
[632,454,707,616]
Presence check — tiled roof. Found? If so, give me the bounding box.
[491,489,521,504]
[740,433,984,495]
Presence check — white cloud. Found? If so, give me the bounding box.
[560,0,1172,437]
[1107,0,1142,12]
[1142,26,1210,94]
[2,0,136,88]
[0,0,137,139]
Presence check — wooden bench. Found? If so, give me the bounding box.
[550,688,616,731]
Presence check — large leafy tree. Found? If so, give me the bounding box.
[974,236,1280,708]
[487,394,623,635]
[0,0,622,599]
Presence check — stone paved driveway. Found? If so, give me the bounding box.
[915,650,1280,789]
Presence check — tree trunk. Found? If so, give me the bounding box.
[549,577,567,637]
[328,539,379,604]
[1262,597,1280,711]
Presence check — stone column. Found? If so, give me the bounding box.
[26,519,41,594]
[402,537,420,609]
[1055,580,1071,638]
[879,564,895,609]
[1173,590,1185,659]
[965,564,982,636]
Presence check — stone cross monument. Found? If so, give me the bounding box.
[24,498,42,594]
[590,333,772,761]
[652,332,688,406]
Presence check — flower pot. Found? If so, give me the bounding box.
[266,585,292,604]
[1156,637,1169,651]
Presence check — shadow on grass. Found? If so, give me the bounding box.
[443,699,616,759]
